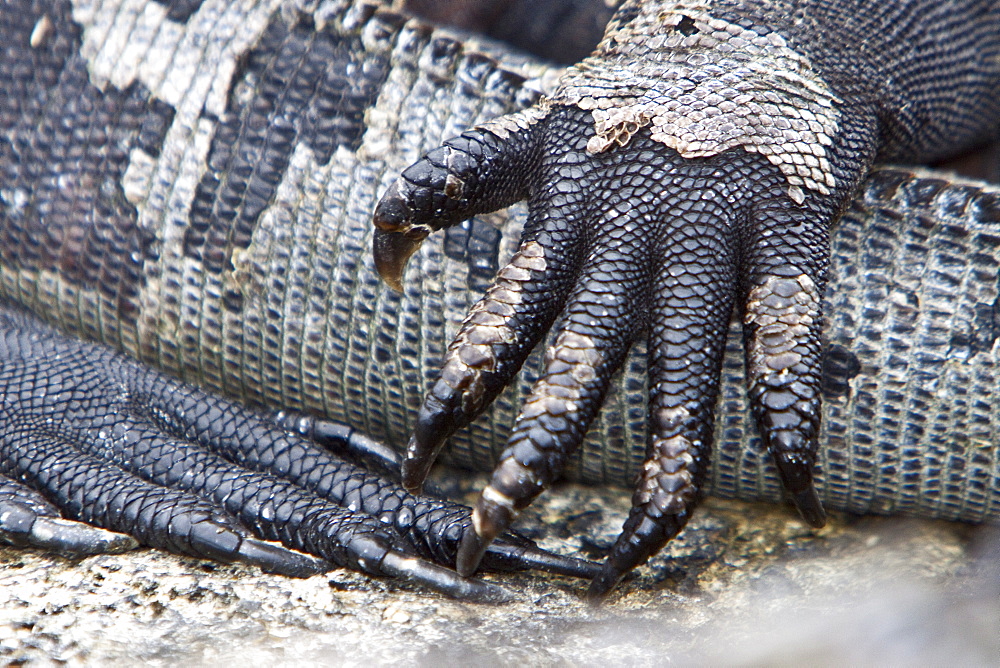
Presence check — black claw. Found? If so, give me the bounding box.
[187,519,246,562]
[273,411,403,479]
[487,542,602,580]
[401,417,450,494]
[236,536,329,578]
[456,525,492,578]
[373,123,538,293]
[0,501,138,555]
[372,225,426,292]
[791,486,827,528]
[586,564,625,604]
[773,444,826,527]
[348,534,511,603]
[380,550,512,604]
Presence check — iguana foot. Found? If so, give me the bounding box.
[375,105,830,597]
[0,301,597,601]
[372,0,897,598]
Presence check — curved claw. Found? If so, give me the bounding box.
[380,550,511,604]
[587,564,624,602]
[458,524,494,577]
[791,485,827,528]
[189,521,328,578]
[484,539,601,580]
[372,224,428,292]
[0,501,138,555]
[272,411,404,479]
[235,537,329,577]
[373,118,543,293]
[348,534,511,603]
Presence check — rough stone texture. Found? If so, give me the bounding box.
[3,470,997,665]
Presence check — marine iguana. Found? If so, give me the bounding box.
[0,0,997,600]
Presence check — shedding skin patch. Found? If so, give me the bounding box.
[742,272,826,529]
[640,405,699,515]
[530,329,603,415]
[554,0,841,204]
[439,240,547,411]
[640,435,698,514]
[475,99,552,140]
[744,273,820,387]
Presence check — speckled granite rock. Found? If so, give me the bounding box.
[2,471,997,665]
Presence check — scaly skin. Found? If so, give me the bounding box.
[373,0,1000,596]
[0,0,998,601]
[0,0,601,601]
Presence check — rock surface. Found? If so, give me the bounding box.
[2,471,998,665]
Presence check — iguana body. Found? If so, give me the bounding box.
[0,0,997,596]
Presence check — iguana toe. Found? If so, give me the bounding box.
[0,477,138,554]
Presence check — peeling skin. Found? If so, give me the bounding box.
[640,435,698,514]
[559,0,841,202]
[445,240,547,393]
[475,101,551,141]
[744,273,820,385]
[533,330,602,408]
[743,272,825,526]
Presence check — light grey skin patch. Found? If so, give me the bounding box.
[552,0,841,204]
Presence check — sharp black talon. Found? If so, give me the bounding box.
[586,564,625,604]
[487,542,602,580]
[401,435,435,495]
[458,489,521,577]
[275,410,404,478]
[186,520,325,577]
[237,537,329,578]
[379,551,512,604]
[456,525,492,577]
[774,452,827,527]
[401,396,459,493]
[372,227,425,292]
[791,486,827,528]
[372,179,426,293]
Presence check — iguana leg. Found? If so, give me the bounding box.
[374,0,999,597]
[0,301,596,601]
